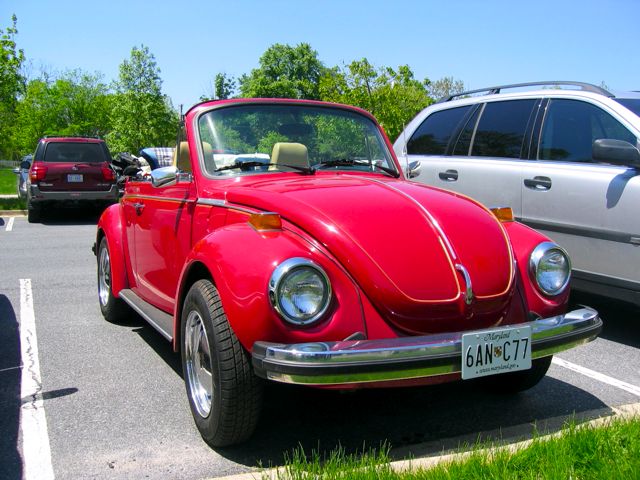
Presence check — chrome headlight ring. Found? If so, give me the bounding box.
[269,257,332,326]
[529,242,572,296]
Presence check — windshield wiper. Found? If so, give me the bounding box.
[314,159,400,178]
[214,161,314,174]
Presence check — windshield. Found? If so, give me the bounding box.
[614,98,640,118]
[197,104,397,177]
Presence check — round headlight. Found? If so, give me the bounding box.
[529,242,571,296]
[269,258,332,325]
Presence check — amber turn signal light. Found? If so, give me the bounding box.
[491,207,514,222]
[249,212,282,231]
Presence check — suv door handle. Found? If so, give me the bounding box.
[524,176,552,190]
[133,202,145,215]
[438,169,458,181]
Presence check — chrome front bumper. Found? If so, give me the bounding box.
[252,308,602,386]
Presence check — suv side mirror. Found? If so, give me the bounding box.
[593,139,640,167]
[407,160,422,179]
[151,166,179,188]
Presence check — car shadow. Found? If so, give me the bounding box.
[0,295,23,480]
[570,292,640,349]
[36,205,109,226]
[129,314,609,468]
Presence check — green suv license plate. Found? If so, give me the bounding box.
[461,325,531,379]
[67,174,83,183]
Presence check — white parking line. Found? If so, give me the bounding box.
[20,279,55,480]
[553,357,640,397]
[6,217,15,231]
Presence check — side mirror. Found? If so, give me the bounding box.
[151,166,179,188]
[593,139,640,167]
[407,160,422,179]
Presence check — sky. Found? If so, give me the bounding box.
[2,0,638,110]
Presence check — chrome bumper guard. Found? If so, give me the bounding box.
[252,308,602,386]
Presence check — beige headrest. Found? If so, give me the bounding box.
[173,141,191,173]
[271,142,309,170]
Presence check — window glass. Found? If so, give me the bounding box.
[197,104,396,177]
[471,100,536,158]
[43,142,107,163]
[406,106,471,155]
[452,107,481,156]
[539,99,637,163]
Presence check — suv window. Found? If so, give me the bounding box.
[407,105,471,155]
[471,100,537,158]
[539,99,637,162]
[43,142,108,163]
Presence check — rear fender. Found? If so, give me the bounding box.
[173,223,365,353]
[96,203,129,297]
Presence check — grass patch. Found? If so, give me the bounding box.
[0,197,26,211]
[0,168,19,195]
[270,416,640,479]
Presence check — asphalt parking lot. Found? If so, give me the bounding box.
[1,209,639,479]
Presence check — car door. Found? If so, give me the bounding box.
[403,99,540,218]
[520,97,640,297]
[123,169,197,314]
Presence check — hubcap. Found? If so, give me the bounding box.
[184,310,213,418]
[98,245,111,307]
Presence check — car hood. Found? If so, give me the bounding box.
[226,175,515,334]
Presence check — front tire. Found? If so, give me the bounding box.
[181,279,262,447]
[97,237,129,322]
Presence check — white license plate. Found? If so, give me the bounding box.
[67,174,83,183]
[462,325,531,380]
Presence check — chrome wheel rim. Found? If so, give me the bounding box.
[98,245,111,307]
[184,310,213,418]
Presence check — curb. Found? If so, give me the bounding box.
[210,402,640,480]
[0,210,26,217]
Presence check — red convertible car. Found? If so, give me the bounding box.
[95,99,602,447]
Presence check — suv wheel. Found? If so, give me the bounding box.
[27,201,41,223]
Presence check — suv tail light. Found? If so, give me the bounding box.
[101,164,116,182]
[30,163,48,182]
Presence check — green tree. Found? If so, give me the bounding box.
[108,45,178,153]
[429,76,465,101]
[200,72,236,101]
[239,43,325,99]
[320,60,433,141]
[0,14,26,159]
[13,70,112,154]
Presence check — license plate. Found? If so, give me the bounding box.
[462,325,531,380]
[67,174,83,183]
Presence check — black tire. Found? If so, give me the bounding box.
[479,356,553,393]
[97,237,129,322]
[181,279,263,447]
[27,201,41,223]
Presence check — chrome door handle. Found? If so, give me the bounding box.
[524,176,552,190]
[438,169,458,181]
[133,202,145,215]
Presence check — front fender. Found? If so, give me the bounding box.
[174,223,366,353]
[96,203,129,297]
[503,221,570,317]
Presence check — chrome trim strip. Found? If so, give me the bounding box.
[252,308,601,385]
[197,198,227,207]
[517,217,640,245]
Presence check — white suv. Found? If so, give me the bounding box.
[394,81,640,307]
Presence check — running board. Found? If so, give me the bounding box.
[118,289,174,341]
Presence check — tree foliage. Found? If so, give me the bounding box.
[13,71,112,153]
[321,60,433,140]
[0,14,26,159]
[107,45,178,153]
[239,43,325,99]
[429,76,465,101]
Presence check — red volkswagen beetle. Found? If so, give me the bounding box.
[95,99,602,447]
